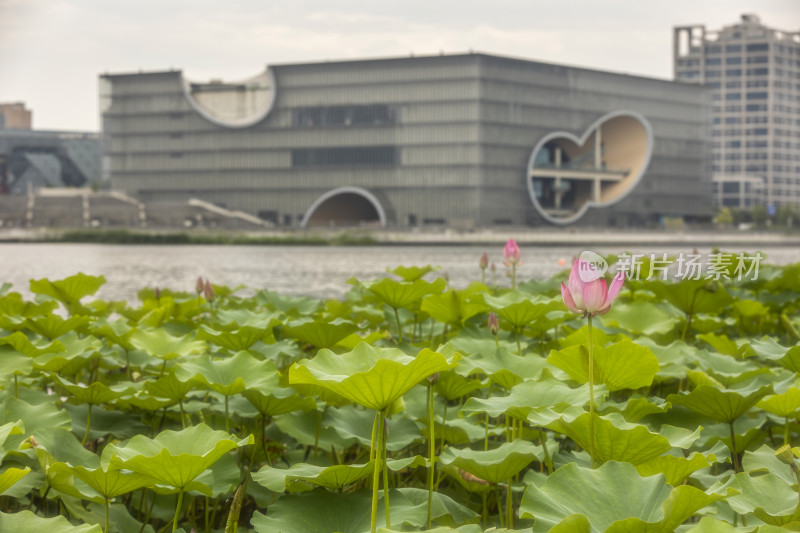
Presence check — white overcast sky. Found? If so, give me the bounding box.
[1,0,798,131]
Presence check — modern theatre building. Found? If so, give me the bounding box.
[100,53,711,228]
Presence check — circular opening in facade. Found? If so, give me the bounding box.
[182,69,276,128]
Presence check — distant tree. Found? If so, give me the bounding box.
[714,207,733,226]
[776,204,799,227]
[750,205,769,227]
[731,208,747,225]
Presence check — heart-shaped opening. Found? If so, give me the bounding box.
[527,112,652,224]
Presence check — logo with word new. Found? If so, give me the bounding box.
[578,251,608,282]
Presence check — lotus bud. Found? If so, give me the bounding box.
[427,372,439,384]
[154,287,161,300]
[195,276,204,294]
[776,444,797,466]
[488,312,499,335]
[479,252,489,270]
[503,239,522,267]
[490,262,496,273]
[204,280,215,302]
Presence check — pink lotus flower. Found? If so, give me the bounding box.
[560,259,624,317]
[503,239,522,267]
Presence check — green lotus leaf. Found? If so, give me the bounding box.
[55,376,133,405]
[197,324,272,351]
[482,293,563,329]
[691,350,770,386]
[48,462,152,499]
[325,405,422,452]
[460,378,604,421]
[537,412,701,466]
[108,423,252,490]
[667,380,774,423]
[547,338,659,392]
[288,343,458,411]
[648,279,733,316]
[253,457,425,493]
[439,440,541,484]
[601,301,678,336]
[698,332,743,357]
[281,318,359,349]
[242,369,316,418]
[90,318,134,350]
[0,397,71,435]
[143,370,198,404]
[30,273,106,314]
[433,370,485,401]
[742,444,796,485]
[0,511,102,532]
[0,346,32,376]
[758,386,800,417]
[25,314,91,339]
[520,461,726,532]
[367,277,446,310]
[0,331,67,362]
[274,409,357,450]
[256,289,321,316]
[445,333,519,358]
[0,467,30,494]
[32,332,103,374]
[250,487,477,533]
[725,471,800,526]
[458,346,546,389]
[129,328,206,360]
[635,452,712,486]
[175,350,272,396]
[0,421,23,459]
[387,265,437,282]
[420,284,488,328]
[600,396,671,423]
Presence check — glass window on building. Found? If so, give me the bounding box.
[746,43,769,52]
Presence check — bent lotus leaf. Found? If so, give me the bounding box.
[742,445,796,485]
[420,284,488,328]
[601,301,678,336]
[197,324,273,352]
[534,412,701,466]
[458,346,546,389]
[482,293,563,330]
[55,376,133,405]
[648,279,733,316]
[547,338,659,392]
[26,314,92,340]
[48,462,151,500]
[253,457,425,493]
[367,277,447,311]
[388,265,436,282]
[439,440,541,484]
[175,350,272,396]
[725,471,800,526]
[30,273,106,314]
[0,467,30,494]
[129,328,206,360]
[242,369,317,418]
[0,511,102,532]
[635,452,713,486]
[758,386,800,417]
[108,423,252,490]
[281,318,359,349]
[519,461,727,532]
[288,343,458,411]
[251,487,476,533]
[667,380,774,423]
[460,378,604,421]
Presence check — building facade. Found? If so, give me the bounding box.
[0,103,32,130]
[674,14,800,210]
[100,53,711,228]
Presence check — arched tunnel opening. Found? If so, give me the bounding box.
[304,191,383,228]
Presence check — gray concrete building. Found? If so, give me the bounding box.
[674,14,800,210]
[100,53,711,228]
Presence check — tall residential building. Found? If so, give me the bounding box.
[100,53,711,228]
[674,14,800,211]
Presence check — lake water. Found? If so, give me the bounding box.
[1,243,798,302]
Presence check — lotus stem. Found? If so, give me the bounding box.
[495,488,505,528]
[370,409,384,533]
[540,428,553,474]
[515,329,522,355]
[511,265,516,290]
[370,410,379,462]
[730,421,740,473]
[587,315,596,468]
[82,404,93,445]
[105,497,110,533]
[172,489,184,532]
[393,307,403,342]
[506,479,513,528]
[787,417,791,445]
[382,416,391,529]
[427,383,435,528]
[484,414,489,451]
[14,375,17,398]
